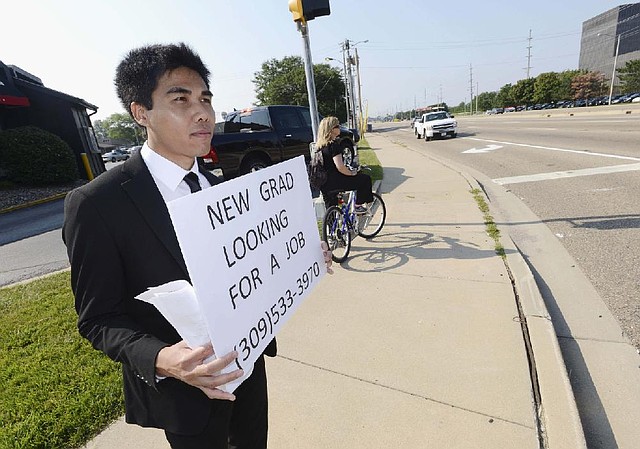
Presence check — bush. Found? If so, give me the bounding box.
[0,126,79,186]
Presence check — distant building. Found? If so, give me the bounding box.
[0,60,105,180]
[579,3,640,90]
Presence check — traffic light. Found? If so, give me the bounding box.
[288,0,330,23]
[288,0,304,22]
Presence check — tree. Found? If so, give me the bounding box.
[557,69,582,100]
[533,72,561,104]
[571,72,606,99]
[98,113,142,143]
[617,59,640,93]
[511,78,535,105]
[496,83,515,107]
[476,91,498,111]
[92,120,108,140]
[253,56,347,122]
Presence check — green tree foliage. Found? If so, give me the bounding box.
[557,70,582,100]
[511,78,535,105]
[617,59,640,93]
[0,126,78,185]
[253,56,347,122]
[98,113,143,143]
[533,72,561,103]
[496,83,515,107]
[92,120,108,140]
[476,91,498,111]
[571,71,606,99]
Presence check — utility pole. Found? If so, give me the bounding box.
[354,47,364,135]
[526,29,533,79]
[469,64,474,115]
[343,40,358,130]
[476,81,479,115]
[340,41,352,128]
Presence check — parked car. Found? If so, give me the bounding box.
[623,92,640,102]
[102,148,130,163]
[200,105,358,179]
[127,145,142,155]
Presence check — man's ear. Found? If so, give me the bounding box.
[131,102,149,127]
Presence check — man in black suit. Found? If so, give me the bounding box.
[63,43,331,449]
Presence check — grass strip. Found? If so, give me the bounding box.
[0,271,124,449]
[471,188,505,258]
[356,136,383,181]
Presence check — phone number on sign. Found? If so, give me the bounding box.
[234,261,321,369]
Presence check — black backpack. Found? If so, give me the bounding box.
[308,149,328,190]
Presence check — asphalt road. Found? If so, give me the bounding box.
[383,111,640,350]
[0,198,64,245]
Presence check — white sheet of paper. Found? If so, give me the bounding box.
[135,280,209,349]
[135,279,253,391]
[167,156,326,392]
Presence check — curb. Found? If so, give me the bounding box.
[504,238,587,449]
[461,172,587,448]
[407,152,587,448]
[0,192,67,214]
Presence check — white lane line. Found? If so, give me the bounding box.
[493,163,640,185]
[463,137,640,162]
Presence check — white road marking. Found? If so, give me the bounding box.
[493,163,640,185]
[463,137,640,162]
[462,144,503,154]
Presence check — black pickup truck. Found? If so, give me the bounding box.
[201,105,358,179]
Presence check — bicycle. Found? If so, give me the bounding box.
[321,186,386,263]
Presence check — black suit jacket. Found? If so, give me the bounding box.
[62,152,275,434]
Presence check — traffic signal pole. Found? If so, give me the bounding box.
[297,21,320,144]
[288,0,330,151]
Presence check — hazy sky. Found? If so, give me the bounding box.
[1,1,628,120]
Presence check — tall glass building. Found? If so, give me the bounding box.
[579,3,640,89]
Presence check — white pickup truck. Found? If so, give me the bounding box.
[414,111,457,141]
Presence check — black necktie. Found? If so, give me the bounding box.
[183,172,202,193]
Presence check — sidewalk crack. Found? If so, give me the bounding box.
[277,355,535,430]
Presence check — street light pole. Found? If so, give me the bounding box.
[609,34,621,106]
[598,32,622,106]
[325,56,349,124]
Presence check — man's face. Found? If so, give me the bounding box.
[133,67,215,170]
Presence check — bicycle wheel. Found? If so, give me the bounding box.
[322,206,352,263]
[357,192,386,238]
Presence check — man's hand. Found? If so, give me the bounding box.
[321,241,334,274]
[156,341,243,400]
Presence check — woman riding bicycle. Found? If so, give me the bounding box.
[317,116,373,212]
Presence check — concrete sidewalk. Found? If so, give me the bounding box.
[82,133,585,448]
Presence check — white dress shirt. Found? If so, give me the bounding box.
[140,142,211,204]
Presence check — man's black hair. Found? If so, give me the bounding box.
[115,43,211,119]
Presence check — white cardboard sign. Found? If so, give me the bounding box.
[167,156,325,391]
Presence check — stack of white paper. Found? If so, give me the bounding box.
[136,280,252,393]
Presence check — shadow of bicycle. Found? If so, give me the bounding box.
[337,227,508,273]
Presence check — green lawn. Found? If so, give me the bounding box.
[0,271,124,449]
[357,136,383,181]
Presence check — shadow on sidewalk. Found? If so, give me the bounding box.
[335,229,512,272]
